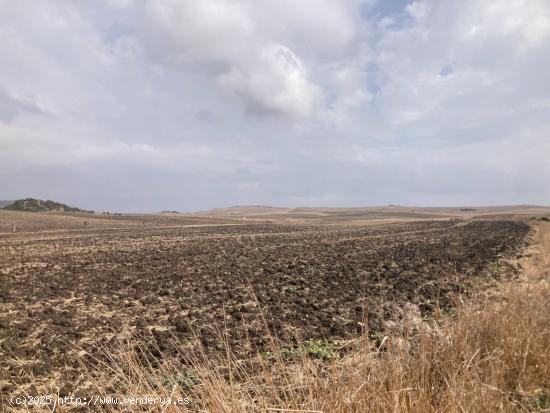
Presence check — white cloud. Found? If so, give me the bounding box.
[218,43,322,118]
[142,0,255,67]
[139,0,346,118]
[405,1,430,20]
[0,0,549,210]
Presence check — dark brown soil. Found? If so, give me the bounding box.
[0,220,529,399]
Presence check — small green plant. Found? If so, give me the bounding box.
[303,339,335,360]
[281,346,299,359]
[440,307,455,318]
[113,379,127,391]
[368,330,384,340]
[162,370,199,389]
[342,318,354,326]
[458,281,470,291]
[519,390,550,411]
[533,392,550,410]
[487,261,502,276]
[283,285,301,294]
[421,312,434,322]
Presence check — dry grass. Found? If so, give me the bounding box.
[7,224,550,412]
[81,277,549,412]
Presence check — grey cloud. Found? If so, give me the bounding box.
[0,87,43,122]
[217,43,323,118]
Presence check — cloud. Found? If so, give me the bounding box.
[0,87,44,122]
[142,0,255,68]
[0,0,549,211]
[218,43,322,118]
[139,0,340,118]
[405,1,430,20]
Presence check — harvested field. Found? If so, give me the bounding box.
[0,210,242,234]
[0,217,529,401]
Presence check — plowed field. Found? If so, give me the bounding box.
[0,219,529,397]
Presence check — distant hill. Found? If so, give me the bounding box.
[194,204,550,222]
[0,200,14,208]
[2,198,94,213]
[199,205,292,216]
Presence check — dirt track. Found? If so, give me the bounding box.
[0,219,529,397]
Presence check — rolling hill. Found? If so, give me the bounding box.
[2,198,94,213]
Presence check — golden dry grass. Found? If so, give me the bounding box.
[93,281,550,412]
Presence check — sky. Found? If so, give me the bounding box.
[1,0,549,212]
